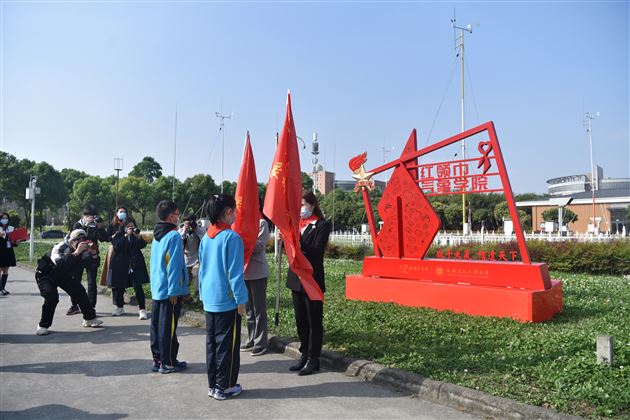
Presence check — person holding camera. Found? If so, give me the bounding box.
[35,229,104,335]
[0,211,21,296]
[178,213,205,302]
[109,218,149,319]
[66,205,108,315]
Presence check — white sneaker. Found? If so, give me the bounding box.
[36,326,49,336]
[112,307,125,316]
[138,309,148,320]
[82,318,103,328]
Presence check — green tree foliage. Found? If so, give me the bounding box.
[67,176,115,228]
[180,174,220,216]
[129,156,163,183]
[221,180,237,196]
[60,168,89,198]
[31,162,68,214]
[151,176,184,210]
[301,172,314,191]
[319,189,382,232]
[117,176,154,226]
[0,152,35,219]
[542,208,578,225]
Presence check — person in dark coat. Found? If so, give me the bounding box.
[66,204,108,314]
[286,191,331,376]
[109,218,149,320]
[0,212,20,296]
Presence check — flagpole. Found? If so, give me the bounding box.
[274,130,282,326]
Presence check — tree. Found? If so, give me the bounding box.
[67,176,115,228]
[221,181,237,196]
[129,156,163,183]
[152,176,184,210]
[60,168,89,198]
[301,172,314,192]
[0,153,34,219]
[30,162,68,229]
[117,176,154,226]
[180,174,220,216]
[542,208,578,225]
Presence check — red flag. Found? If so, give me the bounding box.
[232,131,261,271]
[263,92,323,302]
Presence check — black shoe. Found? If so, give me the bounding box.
[2,289,9,295]
[289,356,308,372]
[298,359,320,376]
[66,305,80,316]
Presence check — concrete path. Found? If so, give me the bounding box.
[0,265,479,419]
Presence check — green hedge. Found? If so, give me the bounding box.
[320,240,630,275]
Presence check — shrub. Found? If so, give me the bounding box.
[426,240,630,275]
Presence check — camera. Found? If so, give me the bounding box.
[94,216,103,224]
[134,228,141,235]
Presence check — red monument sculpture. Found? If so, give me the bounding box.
[346,121,563,322]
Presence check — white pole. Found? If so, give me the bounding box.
[172,110,177,201]
[29,177,37,262]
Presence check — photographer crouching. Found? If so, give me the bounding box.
[35,229,104,335]
[66,205,108,315]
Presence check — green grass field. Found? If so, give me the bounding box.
[15,242,629,418]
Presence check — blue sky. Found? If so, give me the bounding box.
[1,1,628,194]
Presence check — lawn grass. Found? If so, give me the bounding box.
[15,242,629,418]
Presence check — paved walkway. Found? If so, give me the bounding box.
[0,266,478,419]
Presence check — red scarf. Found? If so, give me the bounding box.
[207,222,231,239]
[299,215,319,231]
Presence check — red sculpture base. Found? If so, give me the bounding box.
[346,274,563,323]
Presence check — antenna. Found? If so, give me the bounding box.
[215,99,233,193]
[172,108,177,201]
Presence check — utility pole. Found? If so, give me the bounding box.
[584,111,600,234]
[215,102,232,193]
[452,10,473,234]
[114,158,123,208]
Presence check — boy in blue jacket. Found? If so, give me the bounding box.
[198,194,248,400]
[149,200,189,374]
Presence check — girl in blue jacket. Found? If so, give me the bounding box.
[198,194,248,401]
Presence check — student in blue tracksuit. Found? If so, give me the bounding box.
[149,200,189,374]
[198,194,248,401]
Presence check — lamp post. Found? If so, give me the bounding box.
[114,158,123,208]
[26,176,39,262]
[584,111,599,234]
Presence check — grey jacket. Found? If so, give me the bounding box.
[245,219,270,281]
[178,225,206,267]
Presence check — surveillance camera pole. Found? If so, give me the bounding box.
[28,176,38,262]
[114,158,123,208]
[452,11,473,234]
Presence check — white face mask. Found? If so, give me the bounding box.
[0,218,8,225]
[117,212,127,221]
[300,206,313,219]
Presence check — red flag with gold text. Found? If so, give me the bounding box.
[232,132,261,271]
[263,92,323,301]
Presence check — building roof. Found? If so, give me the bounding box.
[516,187,630,207]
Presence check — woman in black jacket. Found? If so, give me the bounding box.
[109,218,149,320]
[0,212,19,295]
[286,191,331,376]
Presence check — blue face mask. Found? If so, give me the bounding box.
[300,207,313,219]
[0,219,8,225]
[117,212,127,221]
